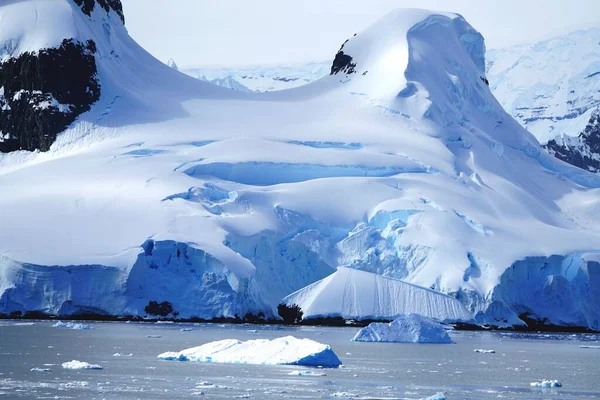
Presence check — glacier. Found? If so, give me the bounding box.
[157,336,342,367]
[0,1,600,331]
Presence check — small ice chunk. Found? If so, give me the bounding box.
[287,370,326,376]
[181,328,193,332]
[30,367,52,372]
[158,335,342,367]
[146,335,162,338]
[53,321,93,330]
[474,349,495,353]
[352,314,452,343]
[425,393,447,400]
[61,360,103,370]
[579,345,600,349]
[112,353,133,357]
[13,322,35,326]
[530,380,562,388]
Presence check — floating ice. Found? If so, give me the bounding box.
[52,321,92,330]
[425,393,447,400]
[112,353,133,357]
[30,367,52,372]
[287,370,326,376]
[579,345,600,349]
[352,314,453,343]
[474,349,495,353]
[530,380,562,388]
[158,336,342,367]
[61,360,103,370]
[146,335,162,338]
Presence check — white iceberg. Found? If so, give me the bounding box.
[352,314,452,343]
[52,321,92,330]
[283,268,472,323]
[61,360,103,370]
[474,349,495,353]
[530,380,562,388]
[158,335,342,367]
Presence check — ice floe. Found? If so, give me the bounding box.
[158,336,342,367]
[530,379,562,388]
[52,321,92,330]
[61,360,103,370]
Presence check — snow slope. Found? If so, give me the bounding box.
[157,336,342,367]
[284,267,471,322]
[1,3,600,329]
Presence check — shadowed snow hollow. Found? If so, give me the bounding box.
[1,5,600,330]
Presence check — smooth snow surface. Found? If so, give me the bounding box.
[61,360,103,370]
[284,268,471,322]
[157,336,342,367]
[530,380,562,388]
[352,314,453,343]
[1,4,600,330]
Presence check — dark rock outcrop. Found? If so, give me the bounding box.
[0,39,100,152]
[330,39,356,76]
[73,0,125,24]
[544,109,600,173]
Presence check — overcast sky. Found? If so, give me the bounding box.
[122,0,599,68]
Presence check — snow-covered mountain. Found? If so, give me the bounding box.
[1,2,600,330]
[182,62,330,92]
[486,27,600,145]
[181,28,600,174]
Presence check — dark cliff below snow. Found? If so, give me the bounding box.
[544,109,600,173]
[0,39,100,152]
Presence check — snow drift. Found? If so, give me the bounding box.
[352,314,453,343]
[157,336,342,367]
[1,3,600,330]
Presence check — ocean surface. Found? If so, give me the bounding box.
[1,321,599,399]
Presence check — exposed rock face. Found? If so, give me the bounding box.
[330,40,356,75]
[73,0,125,24]
[0,39,100,152]
[544,109,600,173]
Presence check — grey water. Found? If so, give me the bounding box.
[1,321,599,399]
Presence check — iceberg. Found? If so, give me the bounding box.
[530,380,562,388]
[158,336,342,367]
[61,360,103,370]
[352,314,453,343]
[52,321,93,330]
[284,268,472,322]
[473,349,495,353]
